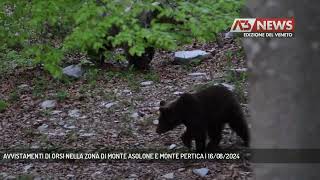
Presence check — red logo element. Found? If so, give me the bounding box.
[232,20,252,31]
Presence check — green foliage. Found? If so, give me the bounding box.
[0,100,8,112]
[17,174,34,180]
[84,68,99,88]
[1,0,244,77]
[225,50,233,62]
[40,109,52,117]
[32,77,47,98]
[0,45,32,75]
[224,48,247,84]
[55,90,69,101]
[143,71,160,82]
[9,90,19,102]
[234,79,246,103]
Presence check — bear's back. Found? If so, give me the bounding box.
[194,85,240,118]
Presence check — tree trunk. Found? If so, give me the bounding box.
[243,0,320,179]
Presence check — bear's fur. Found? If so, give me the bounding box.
[156,85,250,152]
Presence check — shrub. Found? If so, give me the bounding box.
[0,0,244,77]
[55,90,69,101]
[0,100,8,112]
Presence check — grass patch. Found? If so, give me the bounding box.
[55,90,69,102]
[17,174,34,180]
[0,45,33,75]
[181,60,202,71]
[40,109,52,117]
[143,71,160,83]
[9,90,20,103]
[234,82,246,103]
[0,100,8,112]
[32,77,48,98]
[65,132,78,143]
[85,68,99,81]
[138,116,154,127]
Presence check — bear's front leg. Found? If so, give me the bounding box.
[181,129,192,149]
[194,133,206,153]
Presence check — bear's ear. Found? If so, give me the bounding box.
[160,100,166,107]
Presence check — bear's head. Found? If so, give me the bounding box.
[156,93,195,134]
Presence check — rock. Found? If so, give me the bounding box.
[221,83,235,91]
[188,72,207,77]
[129,174,138,178]
[46,132,66,137]
[31,145,40,149]
[66,174,75,178]
[178,168,186,172]
[193,168,209,177]
[230,68,248,73]
[18,84,30,91]
[225,32,234,39]
[162,172,174,179]
[137,111,145,117]
[51,110,63,115]
[40,100,57,109]
[214,82,235,91]
[122,89,132,95]
[37,124,48,132]
[130,112,139,119]
[153,120,159,125]
[173,91,184,95]
[68,109,81,118]
[174,50,210,64]
[168,144,176,150]
[63,124,76,129]
[63,65,83,78]
[140,81,153,86]
[58,121,65,126]
[4,175,16,180]
[0,172,8,178]
[101,102,117,109]
[79,115,87,119]
[79,133,95,137]
[188,72,209,80]
[91,171,102,178]
[229,68,248,78]
[162,79,172,84]
[30,144,40,149]
[23,164,33,173]
[152,2,161,6]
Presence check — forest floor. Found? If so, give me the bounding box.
[0,36,252,179]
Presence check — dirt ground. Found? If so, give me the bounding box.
[0,37,252,179]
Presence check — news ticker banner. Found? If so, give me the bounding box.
[229,17,295,38]
[1,149,320,163]
[0,149,245,163]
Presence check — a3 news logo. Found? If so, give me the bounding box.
[230,17,295,38]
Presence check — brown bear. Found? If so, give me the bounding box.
[156,85,250,152]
